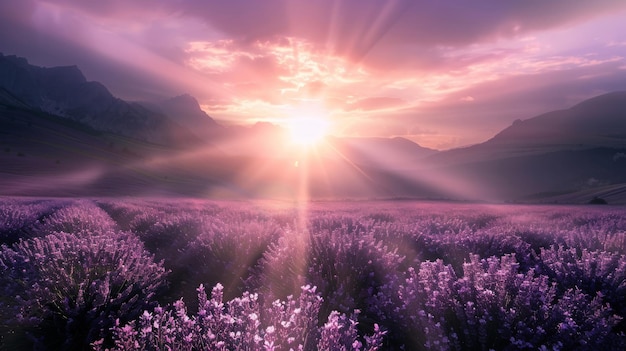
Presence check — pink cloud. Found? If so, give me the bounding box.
[344,97,406,111]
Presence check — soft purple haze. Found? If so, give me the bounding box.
[2,0,626,149]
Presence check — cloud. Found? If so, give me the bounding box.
[18,1,624,71]
[345,97,406,111]
[181,36,364,108]
[176,1,626,53]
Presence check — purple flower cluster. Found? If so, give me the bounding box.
[538,246,626,332]
[373,254,622,349]
[33,201,118,236]
[0,198,70,245]
[0,199,167,349]
[98,284,384,351]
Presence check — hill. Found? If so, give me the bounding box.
[0,53,199,146]
[426,91,626,166]
[327,136,438,170]
[418,92,626,201]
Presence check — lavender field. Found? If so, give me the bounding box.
[1,198,626,350]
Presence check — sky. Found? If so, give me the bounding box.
[1,0,626,150]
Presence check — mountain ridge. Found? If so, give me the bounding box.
[139,94,223,140]
[488,90,626,145]
[327,136,438,170]
[0,53,200,146]
[425,91,626,167]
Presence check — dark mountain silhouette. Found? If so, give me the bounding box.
[141,94,223,140]
[427,91,626,166]
[416,92,626,202]
[327,136,437,169]
[0,53,199,145]
[0,87,31,109]
[489,91,626,146]
[0,101,215,196]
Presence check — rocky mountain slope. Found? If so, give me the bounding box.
[426,91,626,166]
[0,53,198,146]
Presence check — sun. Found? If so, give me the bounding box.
[288,117,330,147]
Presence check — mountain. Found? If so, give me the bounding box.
[327,136,438,170]
[0,87,31,109]
[488,91,626,147]
[141,94,223,140]
[0,101,216,197]
[0,53,230,196]
[417,92,626,201]
[426,91,626,166]
[0,53,199,146]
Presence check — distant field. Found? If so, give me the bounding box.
[1,198,625,350]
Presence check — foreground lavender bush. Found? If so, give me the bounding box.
[98,283,385,351]
[0,230,167,350]
[538,246,626,332]
[372,254,623,350]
